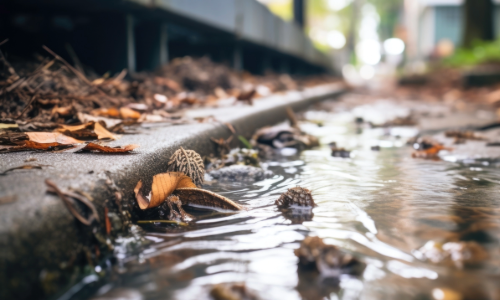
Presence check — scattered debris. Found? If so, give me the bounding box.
[373,115,417,127]
[209,165,272,182]
[159,195,193,222]
[330,143,351,158]
[252,123,318,153]
[445,130,485,141]
[415,240,488,268]
[295,236,365,276]
[276,187,316,209]
[167,147,205,187]
[209,283,258,300]
[412,144,452,159]
[45,179,99,226]
[211,136,234,156]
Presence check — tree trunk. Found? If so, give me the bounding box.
[463,0,494,48]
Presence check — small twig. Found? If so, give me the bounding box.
[137,220,188,226]
[42,45,120,105]
[0,38,8,47]
[286,107,299,130]
[16,81,44,119]
[43,45,92,86]
[45,179,99,226]
[65,43,85,75]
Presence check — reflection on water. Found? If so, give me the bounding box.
[91,98,500,300]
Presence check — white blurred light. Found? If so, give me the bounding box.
[383,38,405,55]
[356,40,381,65]
[327,31,346,49]
[359,65,375,80]
[328,0,352,11]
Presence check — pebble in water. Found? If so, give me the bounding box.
[294,236,365,277]
[209,283,258,300]
[276,187,316,208]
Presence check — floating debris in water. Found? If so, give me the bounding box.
[209,283,258,300]
[276,187,316,209]
[415,240,488,268]
[445,130,484,141]
[294,236,365,277]
[329,143,351,158]
[209,165,272,182]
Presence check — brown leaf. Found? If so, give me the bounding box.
[52,105,73,116]
[175,188,243,211]
[78,113,123,128]
[167,147,205,187]
[24,141,74,151]
[81,142,139,153]
[57,122,117,140]
[93,122,118,140]
[120,107,142,119]
[135,172,196,209]
[92,107,121,118]
[26,132,83,144]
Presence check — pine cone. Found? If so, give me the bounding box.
[275,187,315,208]
[167,147,205,187]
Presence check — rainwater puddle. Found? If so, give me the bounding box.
[92,97,500,300]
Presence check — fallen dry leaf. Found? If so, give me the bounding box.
[92,107,120,118]
[135,172,196,209]
[78,113,122,128]
[175,188,243,211]
[412,145,452,159]
[57,121,117,140]
[120,107,141,119]
[93,122,118,140]
[81,142,139,153]
[26,132,83,144]
[52,105,73,116]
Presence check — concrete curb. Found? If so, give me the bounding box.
[0,83,346,300]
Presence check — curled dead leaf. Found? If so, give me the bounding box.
[135,172,196,209]
[81,142,139,153]
[134,172,242,211]
[175,188,243,211]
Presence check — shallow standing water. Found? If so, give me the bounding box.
[91,96,500,300]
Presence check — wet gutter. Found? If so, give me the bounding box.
[0,83,346,300]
